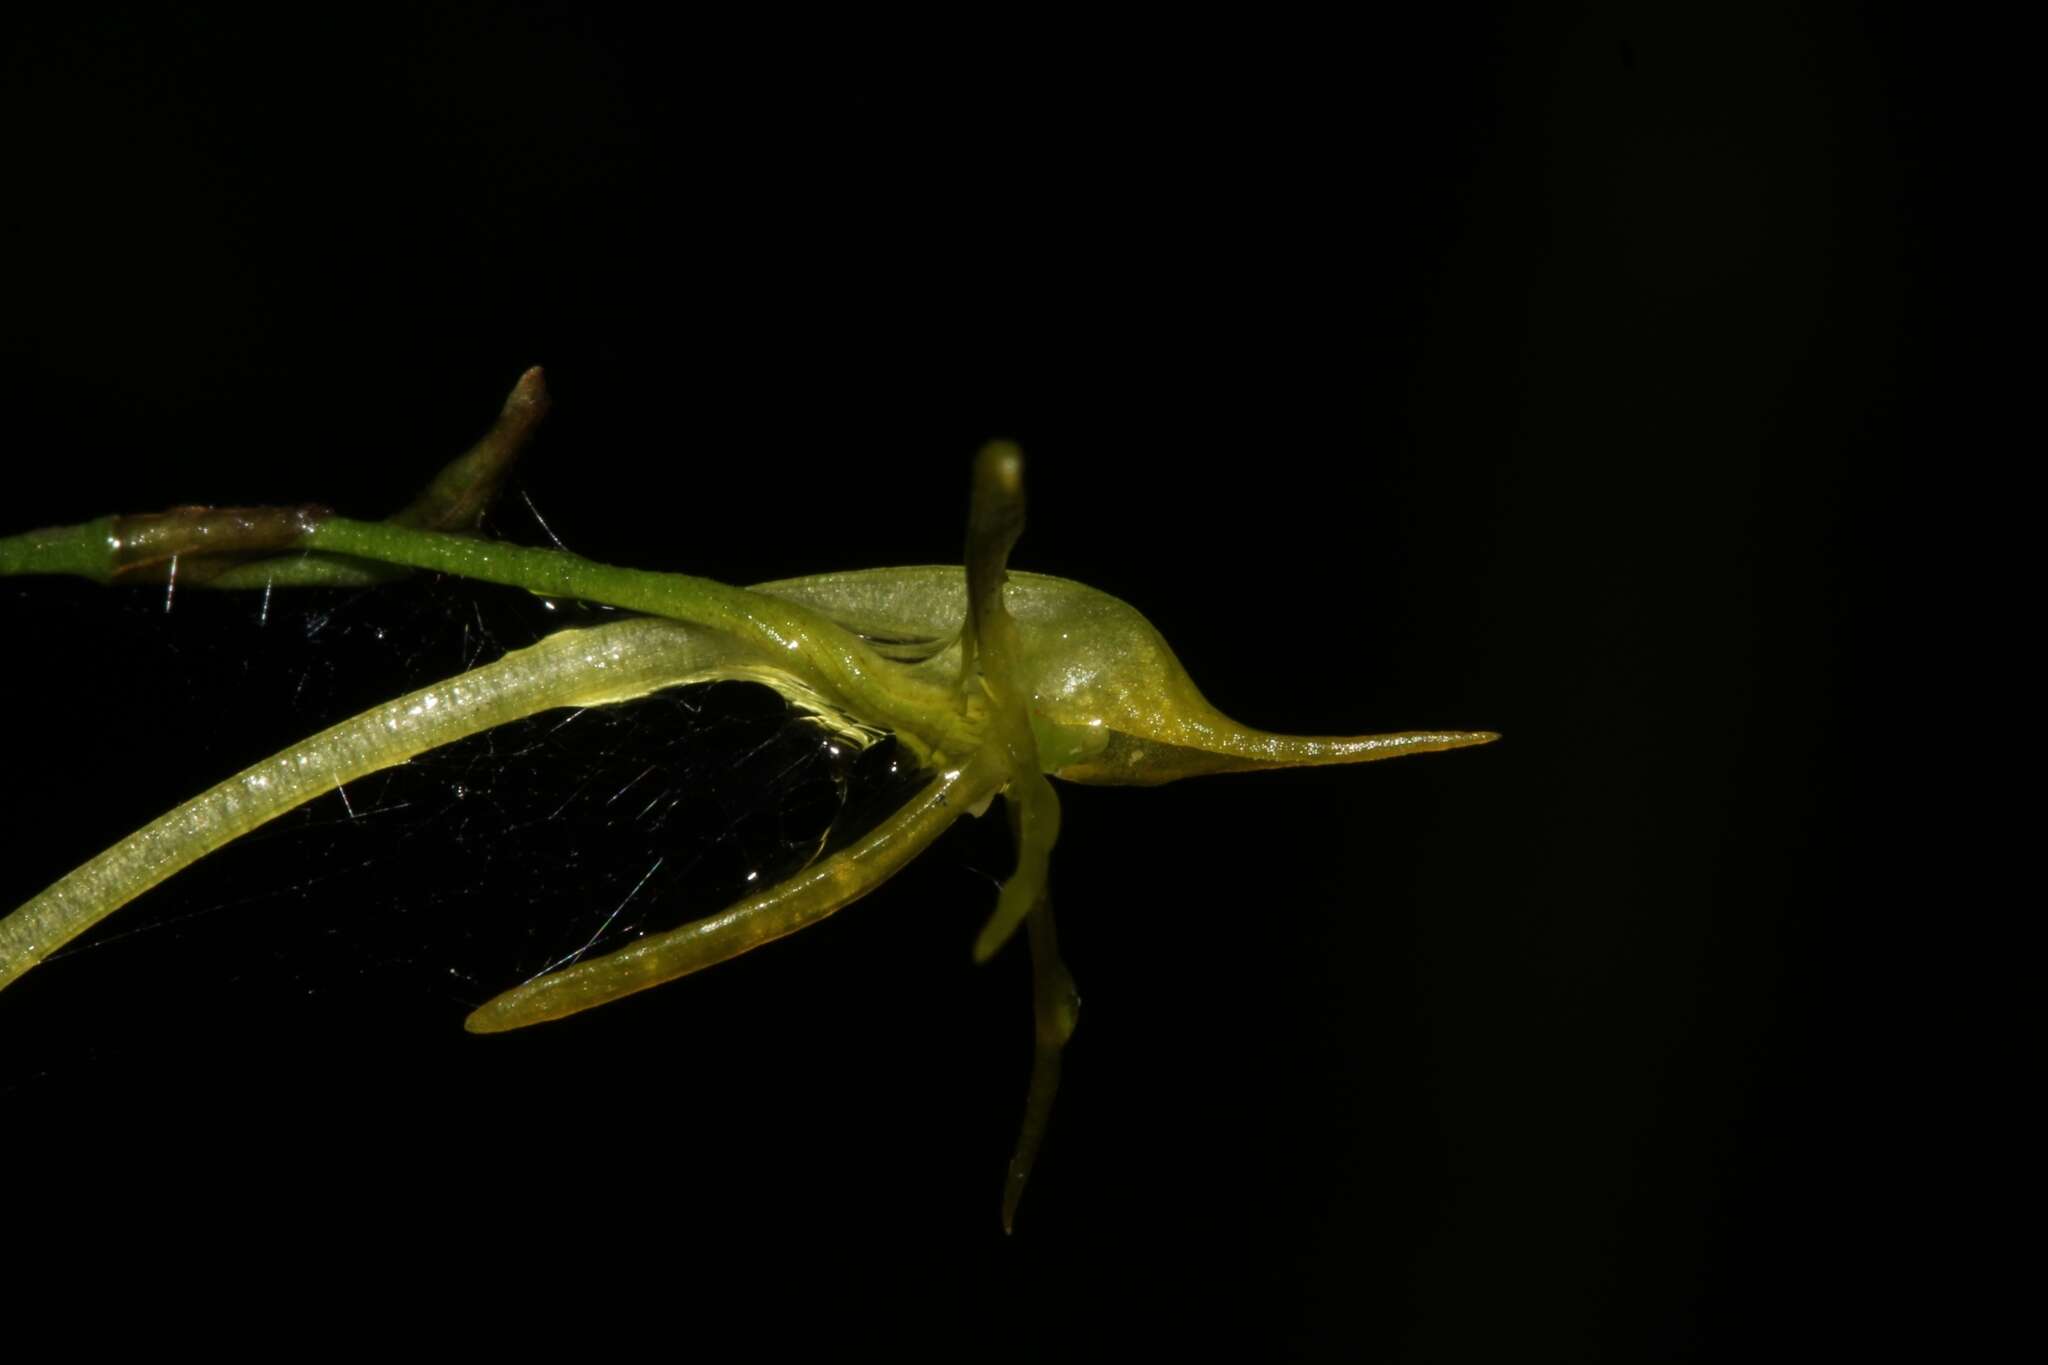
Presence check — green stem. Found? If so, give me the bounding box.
[1,511,981,765]
[0,517,120,583]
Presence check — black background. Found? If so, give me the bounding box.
[2,5,1926,1359]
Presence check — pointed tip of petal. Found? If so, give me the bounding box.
[462,1000,515,1034]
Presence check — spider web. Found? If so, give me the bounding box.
[2,538,939,1021]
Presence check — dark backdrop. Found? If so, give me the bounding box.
[2,6,1922,1359]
